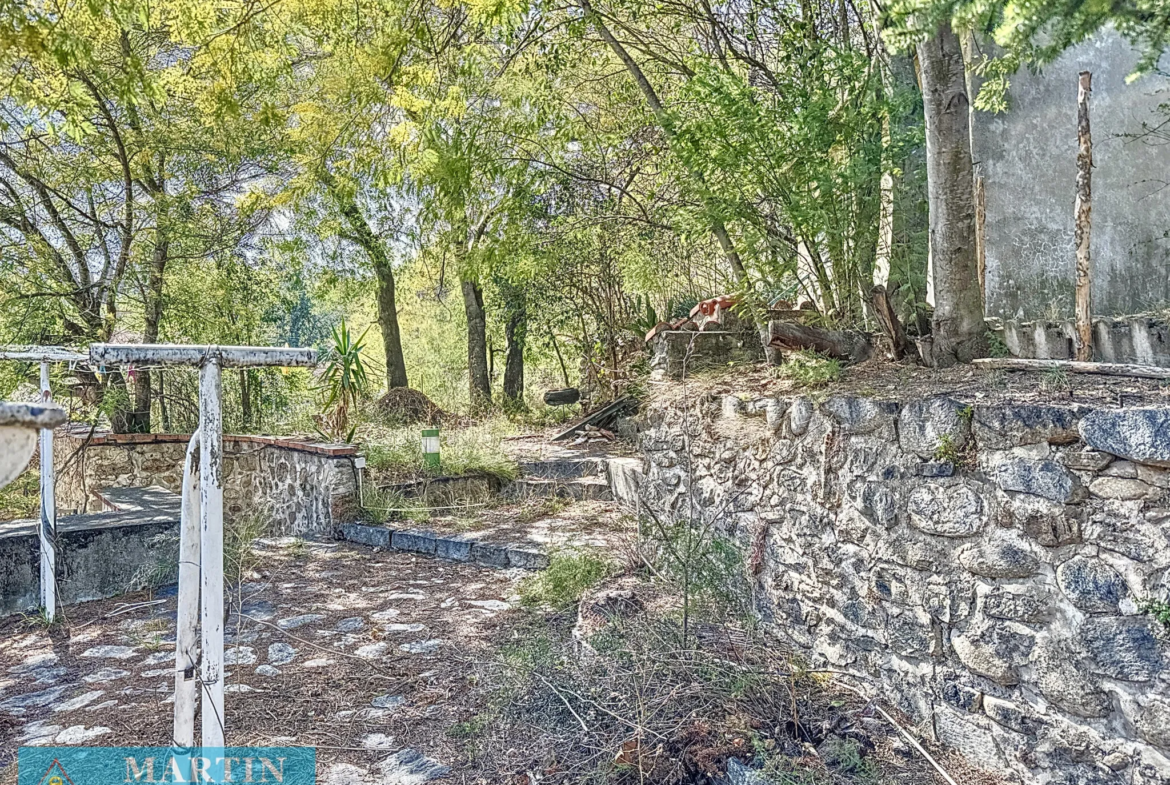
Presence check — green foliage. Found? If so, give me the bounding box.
[318,320,372,441]
[779,351,843,389]
[0,469,39,521]
[519,551,614,610]
[361,420,519,482]
[1140,598,1170,632]
[987,331,1011,358]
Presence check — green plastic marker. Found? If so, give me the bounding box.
[421,428,441,469]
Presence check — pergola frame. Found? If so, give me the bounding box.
[0,346,88,622]
[89,344,316,749]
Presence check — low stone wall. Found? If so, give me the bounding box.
[0,506,179,616]
[55,430,361,535]
[636,392,1170,783]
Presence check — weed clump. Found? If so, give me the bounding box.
[778,350,842,389]
[520,551,613,609]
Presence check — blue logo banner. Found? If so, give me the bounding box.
[18,747,316,785]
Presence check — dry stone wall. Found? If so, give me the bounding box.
[55,431,360,535]
[638,392,1170,784]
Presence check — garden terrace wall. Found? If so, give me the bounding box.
[55,429,361,535]
[637,393,1170,784]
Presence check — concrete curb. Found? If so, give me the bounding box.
[338,522,549,570]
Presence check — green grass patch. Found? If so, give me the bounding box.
[520,551,613,610]
[778,350,842,389]
[360,419,518,483]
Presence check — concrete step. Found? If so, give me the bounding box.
[516,457,606,480]
[339,523,549,570]
[508,476,613,501]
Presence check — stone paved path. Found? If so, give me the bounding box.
[0,538,526,783]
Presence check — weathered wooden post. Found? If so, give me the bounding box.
[0,347,87,621]
[89,344,315,748]
[1074,71,1093,361]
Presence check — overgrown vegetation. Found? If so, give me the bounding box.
[778,351,844,390]
[1140,598,1170,632]
[520,551,614,610]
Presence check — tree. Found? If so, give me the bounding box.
[916,21,987,365]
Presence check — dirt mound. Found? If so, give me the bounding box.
[375,387,447,425]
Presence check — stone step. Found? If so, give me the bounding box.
[339,523,549,570]
[516,457,606,479]
[508,476,613,501]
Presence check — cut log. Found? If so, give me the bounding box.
[543,388,581,406]
[551,396,638,441]
[973,358,1170,380]
[769,321,872,363]
[870,285,912,361]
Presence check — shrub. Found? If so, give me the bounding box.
[520,551,613,609]
[778,350,842,389]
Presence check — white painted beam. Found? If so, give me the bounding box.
[0,346,88,362]
[90,344,316,368]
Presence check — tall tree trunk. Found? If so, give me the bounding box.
[330,183,409,389]
[129,231,169,433]
[917,21,987,366]
[462,277,491,410]
[502,288,526,405]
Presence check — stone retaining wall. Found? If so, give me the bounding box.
[55,430,360,535]
[637,392,1170,783]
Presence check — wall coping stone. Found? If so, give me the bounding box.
[60,426,358,457]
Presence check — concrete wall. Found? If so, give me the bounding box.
[55,431,361,536]
[973,29,1170,320]
[636,392,1170,783]
[0,509,179,617]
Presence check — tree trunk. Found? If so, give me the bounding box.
[917,21,987,366]
[462,277,491,410]
[374,256,409,389]
[1074,71,1093,361]
[128,232,169,433]
[330,184,409,390]
[502,293,526,405]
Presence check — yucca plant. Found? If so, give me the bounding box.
[317,320,371,442]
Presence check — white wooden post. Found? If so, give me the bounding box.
[38,361,56,621]
[199,358,225,748]
[173,433,201,748]
[89,343,315,749]
[0,347,85,621]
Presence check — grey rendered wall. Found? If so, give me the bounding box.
[973,29,1170,320]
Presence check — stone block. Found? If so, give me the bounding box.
[1132,699,1170,751]
[907,483,985,537]
[993,458,1080,502]
[391,530,438,555]
[973,404,1081,449]
[959,533,1042,579]
[981,586,1052,623]
[857,482,899,527]
[1058,447,1114,472]
[1080,408,1170,467]
[821,396,899,436]
[506,548,550,570]
[1056,556,1129,613]
[1006,493,1083,547]
[982,695,1039,735]
[339,523,392,548]
[951,621,1035,686]
[942,680,983,712]
[470,542,510,568]
[433,537,472,562]
[1033,637,1114,719]
[898,396,972,458]
[914,461,955,477]
[788,397,814,436]
[1082,617,1165,682]
[1088,477,1155,501]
